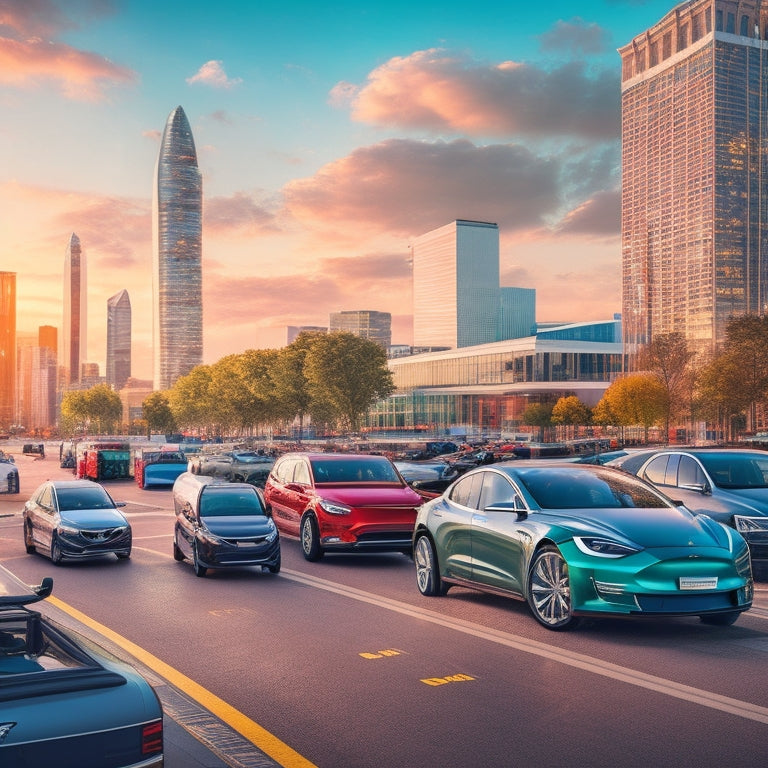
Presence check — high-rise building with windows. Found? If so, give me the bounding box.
[107,289,131,391]
[412,220,501,349]
[17,341,56,432]
[620,0,768,354]
[152,105,202,391]
[329,310,392,348]
[61,233,86,386]
[0,271,15,429]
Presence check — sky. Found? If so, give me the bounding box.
[0,0,679,380]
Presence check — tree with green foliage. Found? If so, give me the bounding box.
[303,332,394,432]
[60,385,123,435]
[142,391,176,439]
[521,402,554,442]
[168,366,215,435]
[599,374,668,442]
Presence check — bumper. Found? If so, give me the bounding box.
[196,538,281,569]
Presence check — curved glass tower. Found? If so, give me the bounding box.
[152,105,202,391]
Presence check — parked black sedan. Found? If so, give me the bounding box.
[22,480,132,564]
[0,564,163,767]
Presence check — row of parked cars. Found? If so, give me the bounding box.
[5,445,766,763]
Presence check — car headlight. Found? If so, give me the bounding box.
[733,515,768,533]
[573,536,643,558]
[57,524,80,535]
[318,499,352,515]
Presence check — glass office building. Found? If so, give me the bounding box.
[412,220,500,348]
[107,289,131,391]
[620,0,768,355]
[61,233,86,386]
[152,105,202,391]
[0,271,15,429]
[329,310,391,348]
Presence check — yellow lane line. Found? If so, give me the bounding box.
[48,595,317,768]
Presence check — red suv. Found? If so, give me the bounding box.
[263,452,423,560]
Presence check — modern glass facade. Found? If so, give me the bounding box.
[329,310,391,348]
[152,105,202,391]
[17,345,56,431]
[412,220,500,348]
[366,321,625,433]
[107,289,131,391]
[61,233,86,386]
[0,271,15,429]
[620,0,768,355]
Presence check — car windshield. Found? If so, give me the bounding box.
[56,486,115,511]
[200,489,265,517]
[516,468,670,509]
[311,458,401,484]
[697,453,768,489]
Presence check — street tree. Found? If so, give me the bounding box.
[142,391,176,439]
[521,402,554,442]
[303,332,394,432]
[551,396,591,440]
[599,374,668,442]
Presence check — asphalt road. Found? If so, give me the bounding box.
[1,445,767,768]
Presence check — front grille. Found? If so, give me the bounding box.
[80,528,126,542]
[635,592,736,613]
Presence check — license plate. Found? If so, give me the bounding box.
[236,541,254,548]
[679,576,718,590]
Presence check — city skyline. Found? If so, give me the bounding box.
[0,0,678,379]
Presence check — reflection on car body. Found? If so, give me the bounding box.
[413,462,753,630]
[0,564,163,766]
[23,480,132,565]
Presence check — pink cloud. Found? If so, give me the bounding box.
[338,49,618,140]
[186,60,242,89]
[204,192,280,234]
[0,36,135,99]
[284,138,560,235]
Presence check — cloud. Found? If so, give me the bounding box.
[0,0,115,38]
[557,189,620,236]
[337,48,619,140]
[204,192,280,234]
[186,60,242,89]
[284,138,561,235]
[538,18,612,56]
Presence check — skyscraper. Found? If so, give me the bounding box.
[107,289,131,391]
[152,105,202,391]
[0,271,15,429]
[620,0,768,354]
[412,220,500,349]
[329,310,392,348]
[61,233,86,386]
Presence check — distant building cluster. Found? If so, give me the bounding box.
[3,1,768,435]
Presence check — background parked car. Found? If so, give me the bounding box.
[0,449,19,493]
[133,446,188,488]
[608,448,768,578]
[413,462,753,630]
[0,563,163,767]
[172,472,280,577]
[188,450,275,487]
[264,452,423,561]
[22,479,132,564]
[394,459,459,498]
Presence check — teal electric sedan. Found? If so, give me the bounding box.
[413,462,754,630]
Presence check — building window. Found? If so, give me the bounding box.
[716,9,723,31]
[726,13,735,34]
[740,15,749,36]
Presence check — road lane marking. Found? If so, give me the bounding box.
[280,568,768,725]
[47,595,318,768]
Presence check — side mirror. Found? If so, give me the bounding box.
[34,576,53,599]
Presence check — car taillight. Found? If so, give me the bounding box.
[142,720,163,755]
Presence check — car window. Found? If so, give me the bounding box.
[200,489,265,517]
[697,453,768,489]
[678,456,706,487]
[274,458,295,484]
[448,472,483,508]
[310,458,399,483]
[37,485,53,508]
[479,471,519,510]
[643,455,671,486]
[293,460,311,484]
[55,486,115,511]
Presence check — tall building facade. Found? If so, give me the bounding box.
[61,233,86,386]
[329,310,392,348]
[412,220,500,349]
[107,289,131,390]
[0,271,16,429]
[620,0,768,354]
[17,343,56,432]
[152,105,202,391]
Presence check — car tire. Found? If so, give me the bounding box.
[10,474,19,494]
[24,520,36,554]
[173,531,185,562]
[50,536,63,566]
[700,611,740,627]
[414,534,448,596]
[193,547,207,577]
[300,514,323,561]
[527,545,579,631]
[116,550,131,560]
[266,554,281,574]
